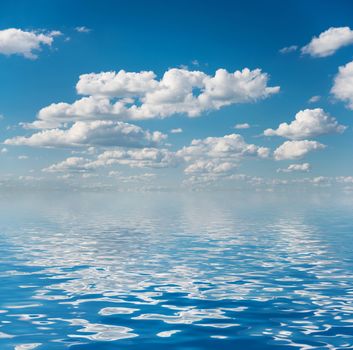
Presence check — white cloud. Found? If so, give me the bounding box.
[336,176,353,184]
[308,95,321,103]
[91,148,179,169]
[41,132,270,179]
[279,45,298,54]
[178,134,270,161]
[277,163,311,173]
[5,120,167,148]
[18,155,28,160]
[184,160,236,176]
[274,140,325,160]
[170,128,183,134]
[43,157,94,173]
[75,26,91,33]
[301,26,353,57]
[1,148,8,153]
[0,28,61,59]
[178,133,269,181]
[264,108,346,140]
[30,67,279,128]
[331,60,353,109]
[234,123,250,129]
[109,172,156,183]
[76,70,158,97]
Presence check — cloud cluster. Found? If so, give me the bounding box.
[331,60,353,110]
[43,148,178,174]
[264,108,346,140]
[5,120,166,148]
[92,148,178,169]
[302,26,353,57]
[184,160,236,176]
[43,157,94,173]
[42,133,269,178]
[29,67,279,128]
[0,28,61,59]
[274,140,325,160]
[178,133,269,180]
[178,134,269,160]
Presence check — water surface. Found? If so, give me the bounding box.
[0,192,353,349]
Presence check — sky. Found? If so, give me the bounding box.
[1,0,353,192]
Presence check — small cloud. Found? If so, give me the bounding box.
[234,123,250,130]
[308,95,321,103]
[264,108,346,140]
[75,26,91,33]
[279,45,298,54]
[1,147,8,153]
[191,59,199,66]
[302,26,353,58]
[170,128,183,134]
[18,155,28,160]
[0,28,61,59]
[277,163,311,173]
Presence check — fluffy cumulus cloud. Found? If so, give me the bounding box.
[178,134,270,161]
[43,157,94,173]
[331,61,353,110]
[274,140,325,160]
[92,148,178,169]
[5,120,166,148]
[264,108,346,140]
[301,26,353,57]
[177,133,269,179]
[44,148,178,173]
[41,132,269,178]
[29,67,279,128]
[277,163,311,173]
[0,28,61,59]
[184,160,236,176]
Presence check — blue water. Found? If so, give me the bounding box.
[0,192,353,349]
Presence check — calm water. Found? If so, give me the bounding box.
[0,192,353,349]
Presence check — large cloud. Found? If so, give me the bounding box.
[331,61,353,110]
[29,67,279,128]
[301,27,353,57]
[0,28,61,59]
[274,140,325,160]
[5,120,166,148]
[264,108,346,139]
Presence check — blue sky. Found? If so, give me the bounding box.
[1,0,353,191]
